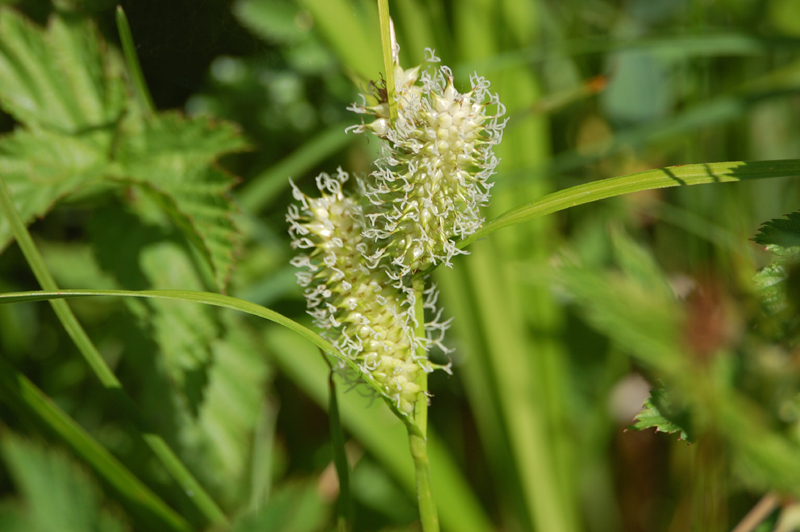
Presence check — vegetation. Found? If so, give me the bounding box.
[2,1,800,531]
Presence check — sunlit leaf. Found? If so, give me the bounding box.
[0,8,126,132]
[0,128,109,251]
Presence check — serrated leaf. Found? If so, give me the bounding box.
[139,241,218,415]
[1,432,127,532]
[0,8,126,132]
[190,317,269,508]
[630,389,692,442]
[754,210,800,256]
[115,113,248,292]
[138,238,267,507]
[0,128,110,251]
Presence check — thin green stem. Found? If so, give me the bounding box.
[377,0,397,123]
[408,427,440,532]
[0,287,413,422]
[321,351,354,531]
[116,6,156,115]
[409,276,439,532]
[0,175,228,526]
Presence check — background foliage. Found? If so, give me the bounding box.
[2,0,800,531]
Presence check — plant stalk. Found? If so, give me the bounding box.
[377,0,397,124]
[409,276,440,532]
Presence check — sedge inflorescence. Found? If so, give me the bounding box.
[287,51,505,415]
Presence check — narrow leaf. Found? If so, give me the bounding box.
[0,288,397,403]
[0,360,192,532]
[460,160,800,250]
[321,353,354,529]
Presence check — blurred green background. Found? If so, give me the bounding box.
[2,0,800,531]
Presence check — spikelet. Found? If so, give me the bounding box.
[288,49,499,416]
[348,50,507,275]
[287,169,433,414]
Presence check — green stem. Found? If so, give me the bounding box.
[408,427,439,532]
[410,277,439,532]
[0,174,228,526]
[377,0,397,124]
[116,6,156,115]
[321,351,354,530]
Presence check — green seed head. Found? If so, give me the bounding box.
[349,51,507,275]
[288,169,440,414]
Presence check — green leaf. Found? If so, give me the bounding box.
[630,389,692,442]
[458,160,800,251]
[139,241,218,394]
[753,211,800,342]
[192,319,269,507]
[0,8,126,132]
[114,112,248,291]
[0,362,192,532]
[754,210,800,256]
[231,481,329,532]
[1,432,128,532]
[0,128,110,251]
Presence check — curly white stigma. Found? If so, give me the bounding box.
[288,169,447,414]
[348,51,507,275]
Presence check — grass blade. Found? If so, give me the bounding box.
[237,121,356,213]
[461,159,800,249]
[0,358,192,532]
[321,352,354,531]
[115,5,155,114]
[0,287,410,420]
[0,173,228,526]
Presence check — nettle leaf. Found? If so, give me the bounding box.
[0,9,247,292]
[0,8,124,251]
[753,211,800,342]
[137,237,267,508]
[1,432,127,532]
[114,113,248,292]
[754,210,800,257]
[139,241,218,413]
[189,316,269,508]
[0,8,126,132]
[630,388,693,442]
[0,128,111,250]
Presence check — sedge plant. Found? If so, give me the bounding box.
[6,2,800,532]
